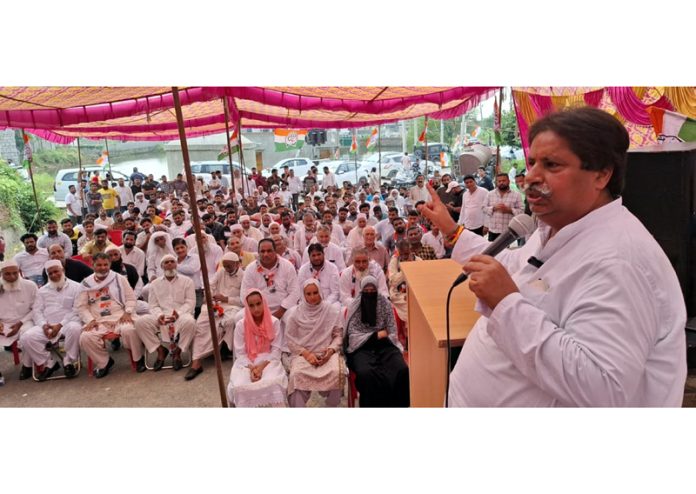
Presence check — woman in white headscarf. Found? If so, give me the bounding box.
[285,279,344,407]
[227,289,287,407]
[345,213,368,250]
[344,275,409,407]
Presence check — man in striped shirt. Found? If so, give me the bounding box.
[483,173,524,241]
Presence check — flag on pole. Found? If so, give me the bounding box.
[218,127,240,160]
[470,126,481,138]
[22,133,33,168]
[365,127,378,150]
[96,151,109,171]
[493,96,502,146]
[648,107,696,142]
[418,117,429,144]
[274,129,307,152]
[350,131,357,154]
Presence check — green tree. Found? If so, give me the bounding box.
[501,109,522,148]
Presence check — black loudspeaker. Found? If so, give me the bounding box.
[306,129,326,146]
[622,142,696,318]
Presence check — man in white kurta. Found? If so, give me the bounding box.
[0,260,37,379]
[146,231,174,281]
[297,244,340,305]
[338,248,389,308]
[186,252,244,381]
[422,107,687,407]
[119,231,145,279]
[77,253,143,377]
[20,261,82,380]
[241,239,300,324]
[135,255,196,371]
[240,215,264,242]
[301,226,346,272]
[458,175,489,234]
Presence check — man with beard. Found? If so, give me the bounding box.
[0,261,38,382]
[43,244,93,284]
[239,214,264,242]
[483,173,524,242]
[77,253,144,377]
[37,220,73,255]
[336,207,353,238]
[339,247,388,308]
[241,238,300,324]
[105,245,141,295]
[202,213,226,248]
[458,174,489,236]
[186,252,244,381]
[119,231,145,282]
[271,234,301,271]
[293,212,318,255]
[168,209,192,239]
[20,261,82,381]
[297,243,340,305]
[279,211,297,247]
[14,233,50,287]
[146,231,174,282]
[302,225,346,271]
[172,238,204,318]
[135,255,196,372]
[384,216,407,255]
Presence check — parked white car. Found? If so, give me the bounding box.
[263,157,316,179]
[188,160,252,184]
[53,166,130,207]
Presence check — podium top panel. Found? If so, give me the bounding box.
[401,259,480,347]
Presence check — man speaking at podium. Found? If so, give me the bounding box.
[421,107,686,407]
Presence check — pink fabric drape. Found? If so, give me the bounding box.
[606,87,674,126]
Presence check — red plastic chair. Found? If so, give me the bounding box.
[107,230,122,246]
[72,254,93,268]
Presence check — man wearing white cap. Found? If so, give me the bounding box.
[239,215,264,242]
[133,192,149,214]
[20,260,82,380]
[135,254,196,371]
[77,252,143,378]
[226,235,257,270]
[0,260,38,381]
[186,251,244,381]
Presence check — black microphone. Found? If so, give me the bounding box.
[451,214,536,288]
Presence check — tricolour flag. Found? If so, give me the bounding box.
[470,126,481,138]
[274,129,307,152]
[218,127,240,160]
[22,132,33,169]
[350,131,357,154]
[648,107,696,142]
[365,127,378,150]
[96,151,109,171]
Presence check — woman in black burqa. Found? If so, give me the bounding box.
[344,276,410,407]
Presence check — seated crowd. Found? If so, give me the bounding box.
[0,163,508,406]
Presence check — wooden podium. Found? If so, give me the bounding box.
[401,259,479,407]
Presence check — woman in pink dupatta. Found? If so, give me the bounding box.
[226,289,288,407]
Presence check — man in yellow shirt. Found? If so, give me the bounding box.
[100,179,121,217]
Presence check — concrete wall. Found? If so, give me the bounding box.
[0,129,20,164]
